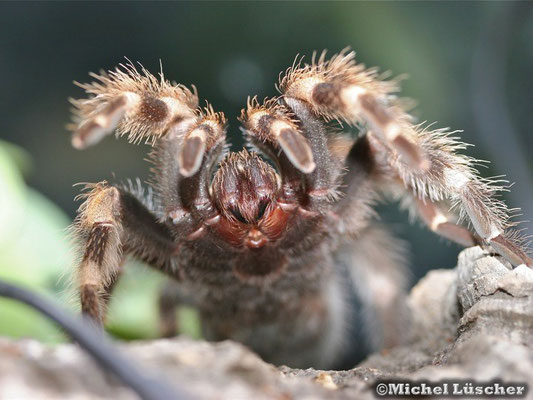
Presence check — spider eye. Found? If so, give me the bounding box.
[257,200,268,220]
[230,207,247,224]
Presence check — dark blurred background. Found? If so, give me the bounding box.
[0,1,532,341]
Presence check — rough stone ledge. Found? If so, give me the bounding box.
[1,247,532,399]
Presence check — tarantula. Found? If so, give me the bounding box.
[68,49,531,369]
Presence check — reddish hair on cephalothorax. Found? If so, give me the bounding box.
[209,150,290,249]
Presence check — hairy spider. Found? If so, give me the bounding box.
[68,49,531,369]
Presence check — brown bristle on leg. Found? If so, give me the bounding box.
[312,82,344,111]
[139,96,169,123]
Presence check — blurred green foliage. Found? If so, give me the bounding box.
[0,140,199,341]
[0,140,70,341]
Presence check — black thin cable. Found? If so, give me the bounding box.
[0,279,192,400]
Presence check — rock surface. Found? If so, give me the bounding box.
[1,247,532,399]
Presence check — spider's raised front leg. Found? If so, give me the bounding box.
[69,62,229,181]
[278,49,531,267]
[151,105,227,235]
[240,96,348,215]
[73,182,176,324]
[279,49,429,171]
[69,62,198,150]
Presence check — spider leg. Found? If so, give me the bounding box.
[369,128,531,267]
[413,197,479,247]
[279,49,531,267]
[74,182,176,324]
[342,132,530,267]
[70,61,229,235]
[151,106,227,233]
[368,140,480,248]
[240,97,315,175]
[279,48,428,171]
[157,281,199,338]
[69,62,198,149]
[101,260,125,320]
[240,96,342,213]
[283,97,345,209]
[340,225,411,351]
[240,97,307,212]
[70,63,228,182]
[158,282,180,338]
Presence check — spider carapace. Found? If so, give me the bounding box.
[69,49,531,369]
